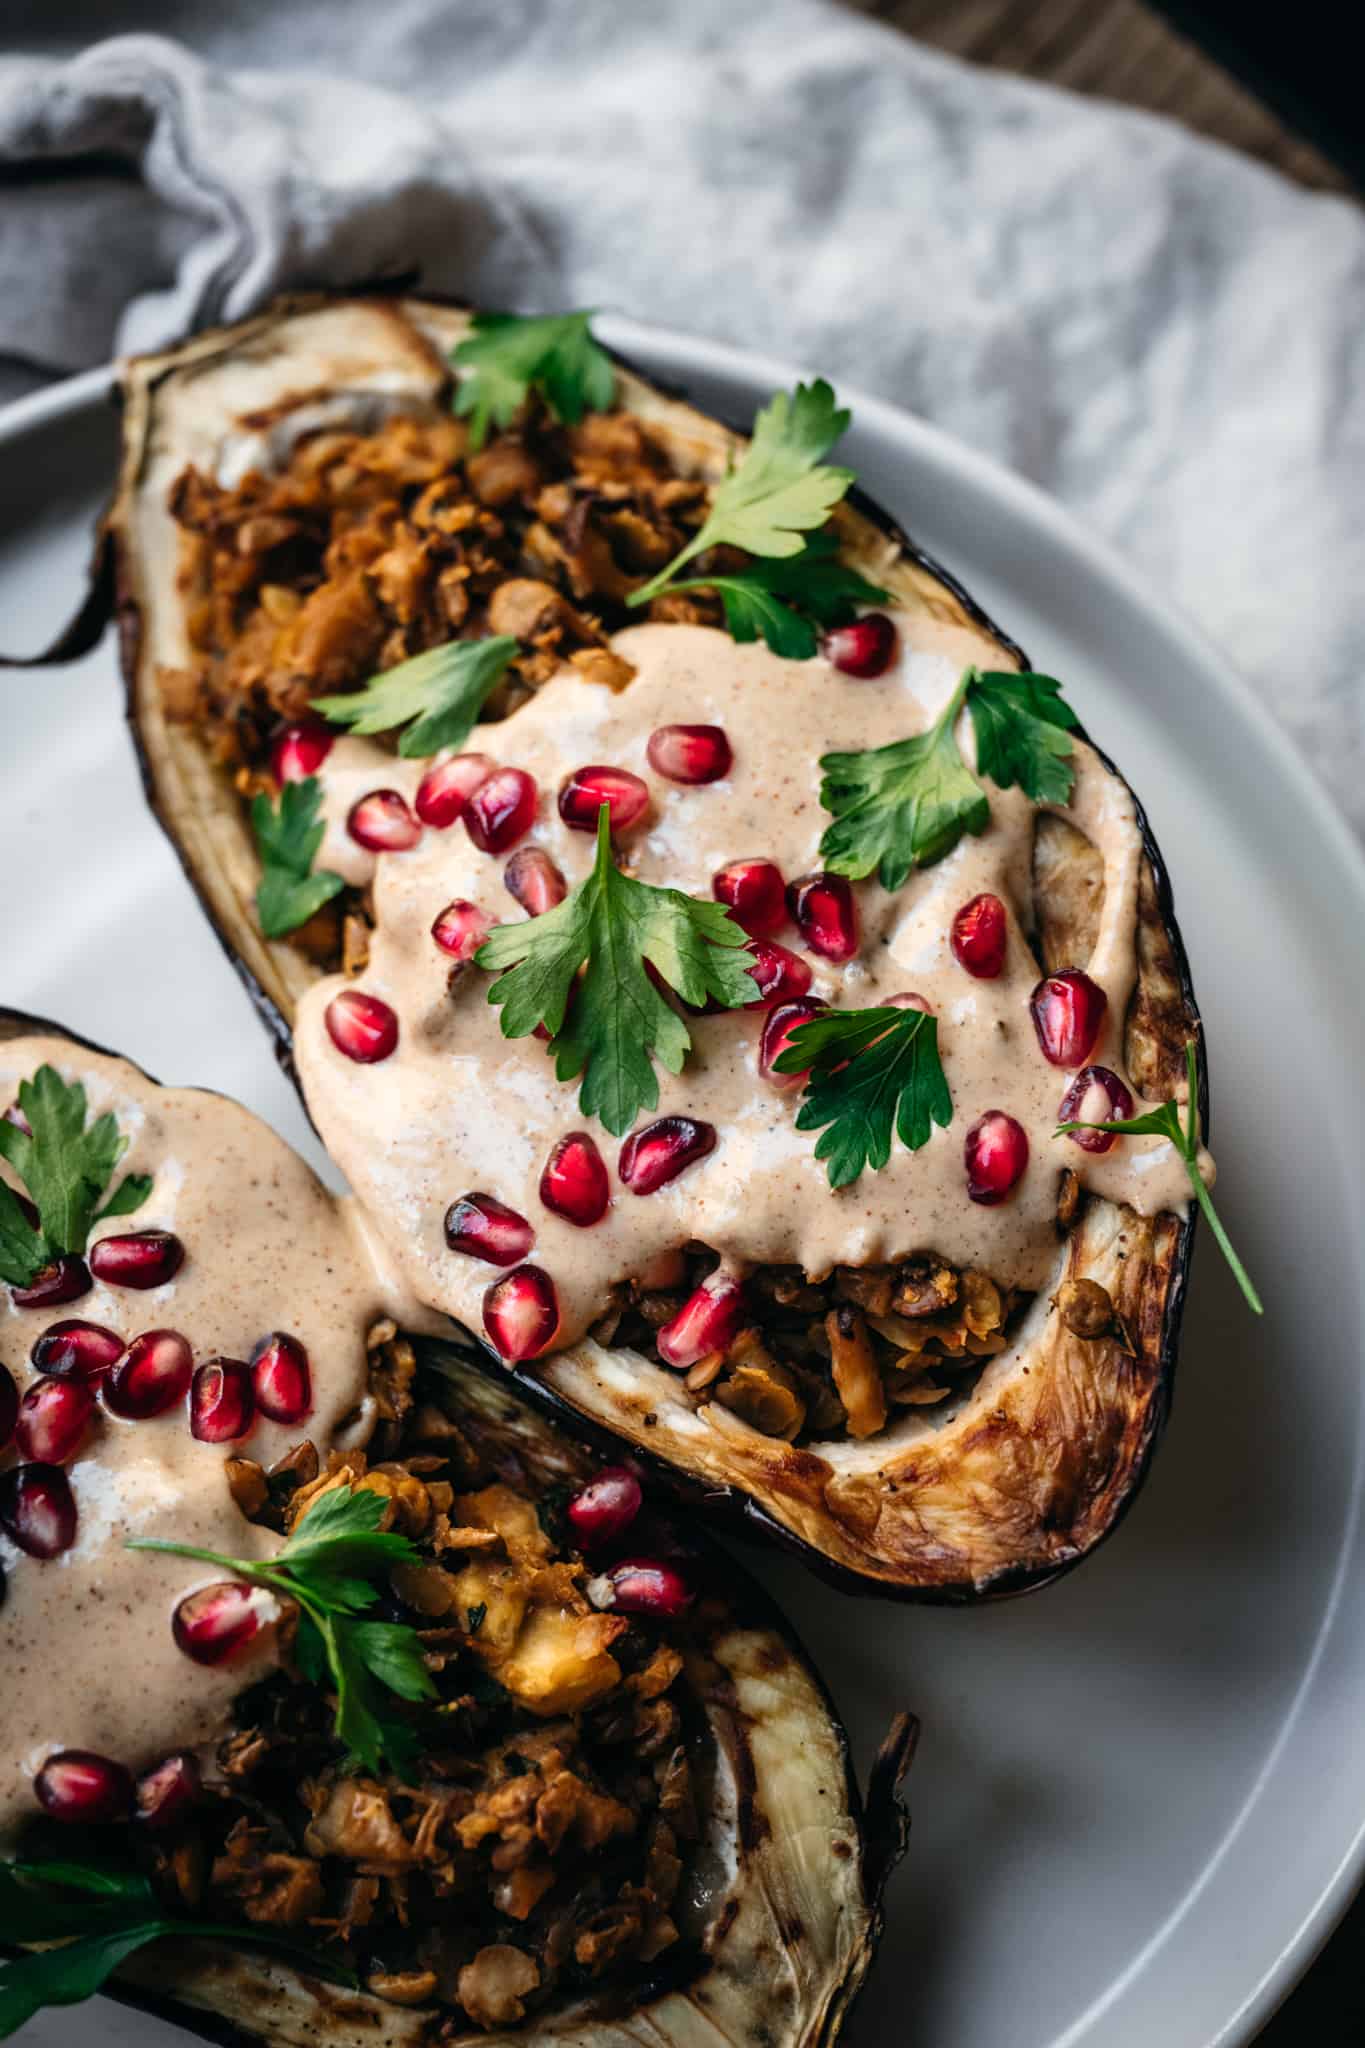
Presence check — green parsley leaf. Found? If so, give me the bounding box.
[477,805,756,1136]
[0,1858,354,2037]
[251,776,345,941]
[451,310,616,450]
[1056,1040,1262,1315]
[0,1184,46,1291]
[268,1481,413,1579]
[348,1619,439,1703]
[774,1006,953,1189]
[314,635,517,758]
[665,533,889,660]
[1,1921,180,2036]
[93,1175,155,1225]
[128,1484,433,1778]
[629,380,855,606]
[0,1067,151,1284]
[819,665,1079,887]
[0,1861,157,1942]
[966,669,1078,805]
[820,675,989,887]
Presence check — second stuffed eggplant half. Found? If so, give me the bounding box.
[111,294,1226,1600]
[0,1012,909,2045]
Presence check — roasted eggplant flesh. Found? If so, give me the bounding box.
[1,1013,907,2048]
[111,295,1204,1599]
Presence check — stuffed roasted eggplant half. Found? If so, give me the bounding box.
[108,294,1251,1601]
[0,1013,910,2046]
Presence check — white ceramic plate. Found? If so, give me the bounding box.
[3,320,1364,2048]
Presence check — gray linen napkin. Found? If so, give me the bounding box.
[0,2,1362,835]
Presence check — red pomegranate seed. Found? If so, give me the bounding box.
[415,752,495,828]
[173,1581,273,1666]
[11,1255,91,1310]
[4,1100,32,1134]
[595,1558,694,1619]
[1059,1066,1135,1154]
[884,991,932,1012]
[745,941,813,1009]
[823,612,899,678]
[136,1751,202,1831]
[89,1230,184,1291]
[1030,969,1108,1069]
[464,767,538,853]
[271,718,333,784]
[482,1266,560,1361]
[712,858,787,937]
[16,1376,94,1464]
[646,724,733,785]
[540,1132,610,1227]
[656,1279,746,1368]
[558,765,650,835]
[787,871,860,962]
[964,1111,1029,1205]
[567,1468,643,1551]
[348,788,421,853]
[759,997,829,1087]
[504,846,567,916]
[951,893,1008,979]
[325,989,399,1064]
[35,1750,133,1824]
[445,1193,536,1265]
[251,1333,314,1424]
[0,1463,78,1557]
[190,1359,255,1443]
[103,1329,193,1420]
[30,1318,124,1380]
[619,1117,717,1195]
[432,899,492,962]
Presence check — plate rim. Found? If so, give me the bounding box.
[3,325,1363,2048]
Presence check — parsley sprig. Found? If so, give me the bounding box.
[662,532,889,661]
[1057,1040,1262,1315]
[628,379,857,622]
[477,805,757,1136]
[451,310,616,450]
[819,666,1079,887]
[0,1858,353,2038]
[251,776,345,941]
[0,1068,151,1290]
[774,1005,953,1189]
[128,1485,437,1777]
[314,635,517,758]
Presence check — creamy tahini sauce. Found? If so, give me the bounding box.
[293,617,1204,1356]
[0,1036,425,1840]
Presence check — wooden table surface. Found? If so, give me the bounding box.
[842,3,1360,2042]
[848,0,1351,192]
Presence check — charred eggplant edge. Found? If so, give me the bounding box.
[101,294,1202,1602]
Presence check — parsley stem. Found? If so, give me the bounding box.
[125,1537,261,1577]
[1055,1039,1262,1317]
[932,667,973,745]
[629,531,707,606]
[1183,1162,1264,1316]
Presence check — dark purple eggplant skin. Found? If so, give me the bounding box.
[23,295,1203,1603]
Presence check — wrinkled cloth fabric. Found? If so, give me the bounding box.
[0,2,1362,833]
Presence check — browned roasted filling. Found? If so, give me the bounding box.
[93,1338,706,2035]
[167,400,722,777]
[593,1247,1038,1442]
